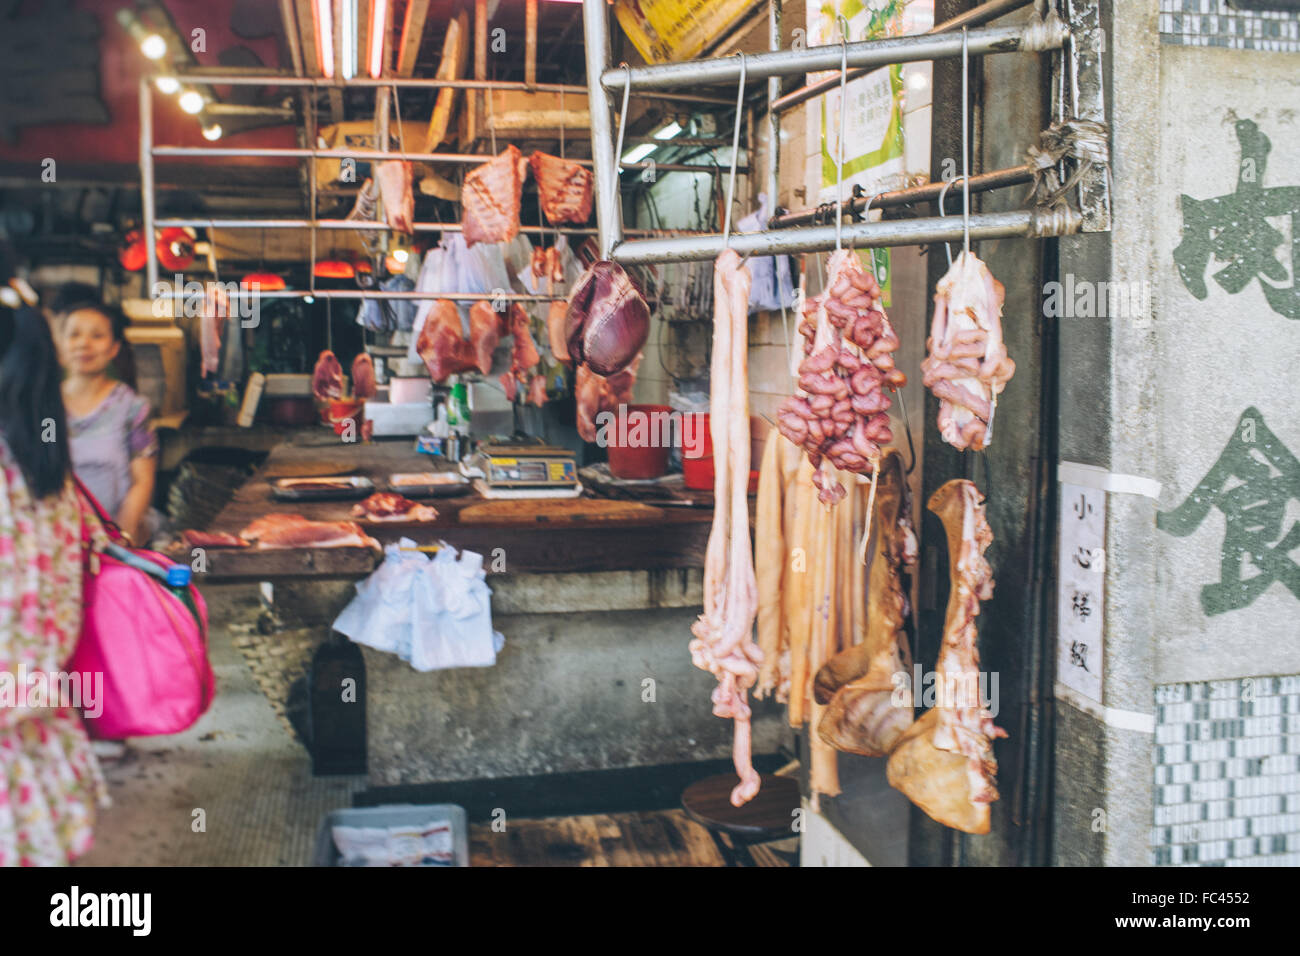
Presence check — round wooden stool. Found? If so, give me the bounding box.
[681,773,801,867]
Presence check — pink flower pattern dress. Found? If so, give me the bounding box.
[0,438,109,866]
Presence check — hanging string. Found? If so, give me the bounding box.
[722,53,746,248]
[834,14,849,253]
[961,27,971,260]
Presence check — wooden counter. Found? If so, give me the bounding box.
[179,434,715,580]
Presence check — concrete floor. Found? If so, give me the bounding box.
[76,585,366,867]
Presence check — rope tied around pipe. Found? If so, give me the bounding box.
[1021,0,1069,53]
[1024,118,1110,209]
[1028,203,1082,238]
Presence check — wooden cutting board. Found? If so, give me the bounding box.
[457,498,663,524]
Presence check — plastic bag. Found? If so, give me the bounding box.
[736,194,795,314]
[410,546,502,671]
[332,539,426,658]
[332,538,504,672]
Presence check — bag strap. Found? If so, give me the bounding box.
[71,473,128,547]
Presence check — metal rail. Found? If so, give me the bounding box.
[609,210,1054,265]
[155,71,735,105]
[600,22,1065,92]
[768,163,1035,230]
[176,289,566,301]
[160,217,712,239]
[772,0,1033,114]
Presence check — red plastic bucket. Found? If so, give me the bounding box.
[680,412,712,460]
[607,404,672,480]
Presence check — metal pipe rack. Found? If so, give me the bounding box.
[580,0,1103,266]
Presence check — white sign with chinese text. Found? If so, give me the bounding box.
[1058,482,1105,703]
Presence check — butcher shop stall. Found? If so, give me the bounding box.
[9,0,1288,873]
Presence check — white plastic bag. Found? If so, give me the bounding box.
[332,539,426,658]
[334,538,504,672]
[410,547,501,671]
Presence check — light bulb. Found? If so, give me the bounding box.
[304,295,315,304]
[155,76,179,94]
[202,124,222,141]
[392,248,409,264]
[179,90,205,114]
[141,34,167,59]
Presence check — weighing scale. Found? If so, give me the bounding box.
[464,442,581,498]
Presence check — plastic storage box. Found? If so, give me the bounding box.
[313,804,469,867]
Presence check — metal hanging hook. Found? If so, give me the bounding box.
[723,52,747,249]
[609,63,633,257]
[936,174,969,267]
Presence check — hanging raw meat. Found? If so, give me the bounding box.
[312,350,345,401]
[416,300,500,382]
[575,356,640,443]
[886,479,1006,835]
[814,448,918,757]
[239,514,381,553]
[921,251,1015,451]
[532,245,564,286]
[528,151,594,226]
[351,353,377,400]
[777,250,905,504]
[200,283,227,377]
[526,372,548,407]
[498,304,546,405]
[375,159,415,235]
[547,299,571,363]
[689,250,762,808]
[462,145,527,247]
[565,260,650,376]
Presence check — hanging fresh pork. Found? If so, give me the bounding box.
[529,151,594,226]
[416,300,501,382]
[351,353,377,400]
[575,356,640,442]
[312,350,344,401]
[375,159,415,235]
[547,299,571,363]
[200,283,227,378]
[565,260,649,376]
[886,479,1006,834]
[462,144,527,247]
[689,250,763,808]
[777,250,905,504]
[921,251,1015,451]
[814,448,918,757]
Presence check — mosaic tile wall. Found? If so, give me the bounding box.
[1151,675,1300,866]
[1159,0,1300,52]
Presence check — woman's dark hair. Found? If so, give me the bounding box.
[59,299,137,390]
[0,304,72,498]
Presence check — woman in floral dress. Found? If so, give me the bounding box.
[0,303,108,866]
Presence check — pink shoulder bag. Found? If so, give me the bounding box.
[65,477,215,738]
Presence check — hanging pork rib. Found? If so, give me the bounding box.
[529,151,594,226]
[565,260,650,376]
[921,252,1015,451]
[886,479,1006,834]
[462,145,527,247]
[351,353,377,400]
[375,159,415,235]
[575,356,640,442]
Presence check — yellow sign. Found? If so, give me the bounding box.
[614,0,758,64]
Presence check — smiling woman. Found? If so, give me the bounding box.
[54,300,158,547]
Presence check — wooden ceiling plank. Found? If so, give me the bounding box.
[396,0,431,77]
